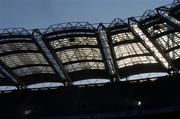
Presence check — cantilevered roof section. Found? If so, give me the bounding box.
[44,22,110,82]
[138,6,180,71]
[0,1,179,89]
[107,18,168,79]
[0,28,58,86]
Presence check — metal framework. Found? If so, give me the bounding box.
[0,1,179,89]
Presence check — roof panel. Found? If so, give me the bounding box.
[56,48,102,64]
[117,56,156,68]
[13,66,54,76]
[0,42,37,54]
[65,62,104,73]
[114,43,149,59]
[56,47,104,72]
[0,53,49,68]
[50,37,98,49]
[111,32,135,43]
[110,31,158,68]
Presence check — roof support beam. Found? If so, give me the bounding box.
[98,24,120,82]
[131,17,179,73]
[156,8,180,31]
[33,29,72,86]
[0,60,25,87]
[96,34,110,82]
[128,19,169,73]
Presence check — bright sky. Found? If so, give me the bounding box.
[0,0,172,29]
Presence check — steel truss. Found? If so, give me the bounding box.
[0,1,179,89]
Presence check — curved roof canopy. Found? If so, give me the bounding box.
[0,1,179,89]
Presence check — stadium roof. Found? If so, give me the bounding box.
[0,0,179,89]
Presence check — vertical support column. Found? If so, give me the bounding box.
[33,29,72,86]
[97,24,120,82]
